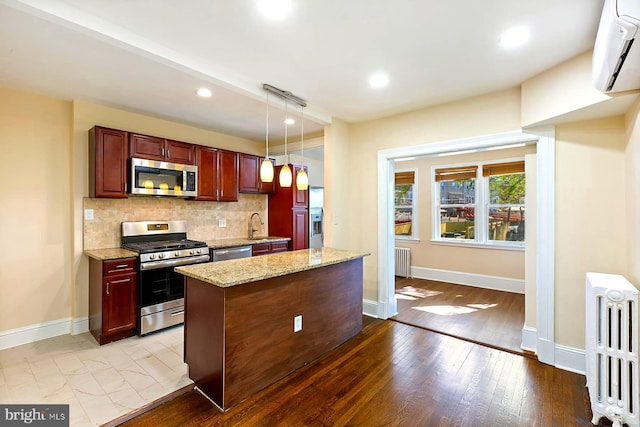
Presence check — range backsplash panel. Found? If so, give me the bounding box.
[84,194,267,250]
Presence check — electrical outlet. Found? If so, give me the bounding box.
[218,218,226,228]
[294,315,302,332]
[84,209,94,220]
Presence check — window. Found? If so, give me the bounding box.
[395,170,417,239]
[433,160,525,247]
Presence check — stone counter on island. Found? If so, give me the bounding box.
[175,247,369,411]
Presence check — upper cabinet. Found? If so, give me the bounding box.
[239,153,274,194]
[130,133,195,165]
[89,126,129,199]
[195,146,239,202]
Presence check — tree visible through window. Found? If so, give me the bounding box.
[434,160,525,245]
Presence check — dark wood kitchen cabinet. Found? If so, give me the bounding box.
[251,241,289,256]
[268,164,309,250]
[195,146,239,202]
[239,153,274,194]
[130,133,195,165]
[89,257,137,345]
[89,126,128,198]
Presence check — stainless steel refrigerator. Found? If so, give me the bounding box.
[309,187,324,248]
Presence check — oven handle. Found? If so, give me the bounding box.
[139,254,210,271]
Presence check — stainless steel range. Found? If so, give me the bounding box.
[122,220,210,335]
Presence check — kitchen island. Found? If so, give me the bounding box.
[175,247,369,411]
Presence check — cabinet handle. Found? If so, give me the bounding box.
[115,264,128,269]
[167,149,170,158]
[162,148,165,157]
[106,283,109,295]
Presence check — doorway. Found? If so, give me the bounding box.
[376,129,556,365]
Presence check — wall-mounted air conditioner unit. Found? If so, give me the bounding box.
[592,0,640,93]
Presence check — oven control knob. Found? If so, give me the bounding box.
[149,254,155,260]
[189,249,194,255]
[158,253,164,259]
[175,251,180,256]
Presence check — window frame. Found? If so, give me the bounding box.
[394,168,418,241]
[431,157,525,250]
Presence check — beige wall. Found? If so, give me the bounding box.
[625,99,640,285]
[521,50,611,127]
[0,86,73,331]
[395,146,527,279]
[346,88,522,301]
[555,116,628,349]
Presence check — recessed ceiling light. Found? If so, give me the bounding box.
[196,88,212,98]
[369,72,389,89]
[284,118,295,125]
[499,26,531,49]
[258,0,292,20]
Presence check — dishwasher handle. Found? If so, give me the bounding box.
[212,246,252,261]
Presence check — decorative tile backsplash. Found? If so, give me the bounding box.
[83,194,268,250]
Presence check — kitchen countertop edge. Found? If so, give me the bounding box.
[84,248,138,260]
[175,248,370,288]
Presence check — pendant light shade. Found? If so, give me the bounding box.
[296,168,308,190]
[279,164,293,187]
[260,158,274,182]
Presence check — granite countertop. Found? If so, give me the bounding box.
[84,248,138,260]
[205,236,290,249]
[175,247,370,287]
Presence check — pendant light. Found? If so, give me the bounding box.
[279,99,293,187]
[296,104,309,190]
[260,91,274,182]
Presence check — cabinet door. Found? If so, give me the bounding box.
[239,153,260,193]
[270,241,289,253]
[292,209,309,250]
[166,139,195,165]
[195,146,219,201]
[218,149,239,202]
[293,165,309,208]
[130,133,164,161]
[89,127,128,198]
[251,243,270,257]
[103,273,137,335]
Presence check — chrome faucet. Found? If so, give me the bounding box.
[249,212,264,240]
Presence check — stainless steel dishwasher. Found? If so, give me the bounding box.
[211,245,252,262]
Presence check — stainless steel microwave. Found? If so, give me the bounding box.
[130,157,197,197]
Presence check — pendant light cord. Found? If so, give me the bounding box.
[265,91,269,158]
[284,99,288,163]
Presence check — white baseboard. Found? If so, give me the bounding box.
[0,316,89,351]
[72,316,89,335]
[555,344,586,375]
[521,325,537,352]
[410,266,525,294]
[363,299,380,318]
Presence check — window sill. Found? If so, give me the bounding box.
[395,237,420,244]
[430,239,524,251]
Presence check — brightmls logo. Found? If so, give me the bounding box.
[0,405,68,426]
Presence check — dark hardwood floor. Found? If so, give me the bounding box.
[117,317,593,427]
[393,277,526,355]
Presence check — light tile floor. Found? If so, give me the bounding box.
[0,326,192,426]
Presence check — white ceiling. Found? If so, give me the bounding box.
[0,0,605,142]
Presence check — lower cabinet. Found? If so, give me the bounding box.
[251,241,290,257]
[89,257,138,345]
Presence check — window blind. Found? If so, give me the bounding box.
[482,161,525,177]
[434,166,478,182]
[395,171,415,185]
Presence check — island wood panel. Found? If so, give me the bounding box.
[184,258,363,411]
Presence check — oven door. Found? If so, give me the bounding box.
[138,267,185,309]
